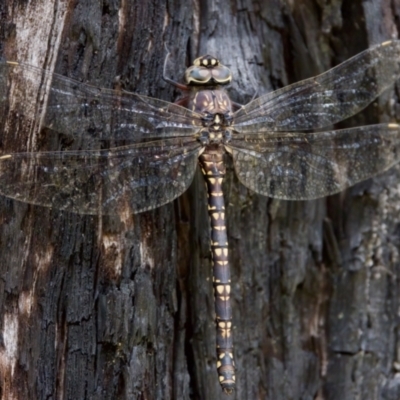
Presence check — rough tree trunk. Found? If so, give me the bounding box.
[1,1,400,399]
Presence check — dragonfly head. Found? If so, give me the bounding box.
[185,55,232,86]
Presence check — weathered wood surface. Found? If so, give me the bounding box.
[1,0,400,399]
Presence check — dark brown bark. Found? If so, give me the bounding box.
[1,0,400,399]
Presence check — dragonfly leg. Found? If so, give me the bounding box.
[231,69,259,111]
[163,47,190,91]
[231,101,244,111]
[173,95,190,107]
[249,86,258,102]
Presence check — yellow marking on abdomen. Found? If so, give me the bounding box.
[220,326,231,335]
[216,285,224,294]
[212,212,222,220]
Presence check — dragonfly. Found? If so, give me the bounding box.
[1,40,400,394]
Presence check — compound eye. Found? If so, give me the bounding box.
[185,56,232,85]
[185,66,212,84]
[212,65,232,84]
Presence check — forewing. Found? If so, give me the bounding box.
[0,61,203,146]
[234,40,400,132]
[0,138,201,214]
[227,124,400,200]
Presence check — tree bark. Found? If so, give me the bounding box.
[1,0,400,399]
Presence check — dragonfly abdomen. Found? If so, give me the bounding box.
[199,146,235,394]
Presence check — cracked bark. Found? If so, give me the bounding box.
[0,0,400,399]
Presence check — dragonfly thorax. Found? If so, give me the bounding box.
[190,89,233,114]
[189,89,233,145]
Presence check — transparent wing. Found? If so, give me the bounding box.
[234,40,400,132]
[0,61,203,146]
[226,124,400,200]
[0,138,202,214]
